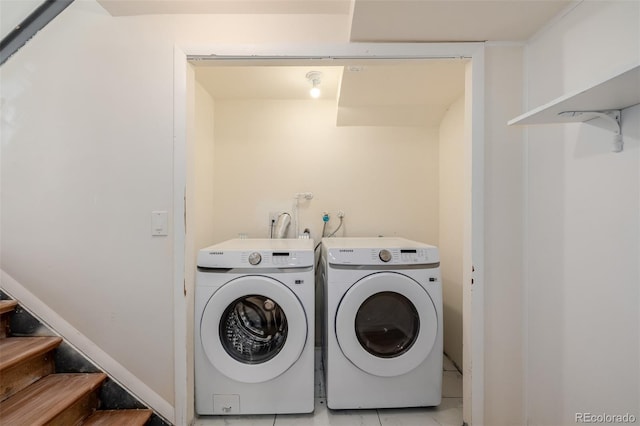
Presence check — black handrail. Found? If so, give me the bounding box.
[1,0,74,65]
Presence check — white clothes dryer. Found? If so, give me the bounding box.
[195,238,314,415]
[321,237,442,409]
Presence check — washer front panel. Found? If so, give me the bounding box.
[219,294,288,364]
[200,275,307,383]
[335,272,438,377]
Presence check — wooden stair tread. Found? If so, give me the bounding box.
[83,409,153,425]
[0,372,107,425]
[0,300,18,315]
[0,336,63,371]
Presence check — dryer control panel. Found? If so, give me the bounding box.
[323,237,439,266]
[327,247,438,266]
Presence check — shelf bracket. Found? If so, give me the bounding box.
[558,110,623,152]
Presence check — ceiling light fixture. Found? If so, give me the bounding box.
[306,71,323,99]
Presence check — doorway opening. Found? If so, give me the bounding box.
[173,43,485,426]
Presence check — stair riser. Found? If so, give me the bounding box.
[0,298,19,338]
[0,297,161,426]
[0,373,107,425]
[48,390,99,426]
[1,316,9,339]
[82,409,153,426]
[0,354,55,401]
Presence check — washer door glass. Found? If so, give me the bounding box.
[220,295,288,364]
[355,291,419,358]
[200,275,307,383]
[335,272,438,377]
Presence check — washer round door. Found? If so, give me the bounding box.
[335,272,438,377]
[200,275,307,383]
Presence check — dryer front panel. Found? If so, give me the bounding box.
[335,272,437,377]
[355,291,420,358]
[200,276,307,383]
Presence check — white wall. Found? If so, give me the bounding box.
[208,99,440,244]
[193,83,216,254]
[0,0,177,405]
[482,44,525,426]
[202,95,441,349]
[0,0,531,423]
[0,0,351,419]
[184,79,217,422]
[439,96,465,369]
[524,2,640,424]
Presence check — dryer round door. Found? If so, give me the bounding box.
[335,272,438,377]
[200,275,307,383]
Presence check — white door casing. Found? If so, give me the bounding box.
[174,42,485,426]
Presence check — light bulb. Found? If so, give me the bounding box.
[306,71,323,99]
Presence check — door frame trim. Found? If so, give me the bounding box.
[173,42,485,426]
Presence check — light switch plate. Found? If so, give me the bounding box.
[151,211,168,236]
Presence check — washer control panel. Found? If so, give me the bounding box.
[379,249,392,262]
[240,250,308,267]
[197,239,314,268]
[198,248,314,268]
[248,252,262,265]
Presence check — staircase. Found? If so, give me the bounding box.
[0,299,154,425]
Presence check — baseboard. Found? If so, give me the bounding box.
[1,269,175,423]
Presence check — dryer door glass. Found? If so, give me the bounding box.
[354,291,419,358]
[219,294,288,364]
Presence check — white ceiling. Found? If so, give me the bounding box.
[194,60,467,127]
[96,0,352,16]
[350,0,571,42]
[2,0,570,127]
[194,61,466,103]
[96,0,571,42]
[195,66,344,101]
[1,0,573,52]
[94,0,569,126]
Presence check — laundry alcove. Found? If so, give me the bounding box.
[173,42,485,426]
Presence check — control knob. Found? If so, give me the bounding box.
[379,249,392,262]
[248,252,262,265]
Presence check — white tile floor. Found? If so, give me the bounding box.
[195,350,463,426]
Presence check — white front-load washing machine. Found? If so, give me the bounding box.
[321,237,442,409]
[195,238,314,415]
